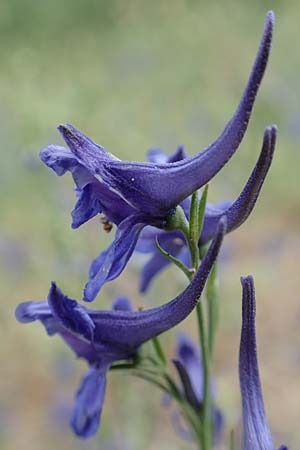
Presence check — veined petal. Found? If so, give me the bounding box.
[15,298,117,365]
[200,125,277,244]
[239,276,275,450]
[15,300,51,323]
[40,144,93,188]
[15,300,60,336]
[84,214,162,302]
[71,365,108,438]
[49,282,96,340]
[95,12,274,215]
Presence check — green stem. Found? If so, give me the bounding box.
[207,263,218,357]
[152,336,167,366]
[196,302,212,450]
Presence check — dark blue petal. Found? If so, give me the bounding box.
[200,126,277,244]
[71,366,108,438]
[112,297,133,312]
[84,213,162,302]
[41,142,134,228]
[173,359,200,412]
[72,184,103,229]
[239,276,275,450]
[176,332,203,402]
[90,13,274,216]
[48,282,96,340]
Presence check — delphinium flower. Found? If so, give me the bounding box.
[239,276,288,450]
[40,12,274,302]
[165,333,223,443]
[15,218,225,438]
[137,126,277,292]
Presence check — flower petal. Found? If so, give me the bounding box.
[200,125,277,244]
[71,184,103,229]
[41,142,133,228]
[95,12,274,215]
[147,146,187,164]
[48,282,96,340]
[40,144,93,188]
[15,301,60,336]
[173,359,200,412]
[84,213,162,302]
[239,275,275,450]
[176,333,203,402]
[112,297,133,312]
[70,365,108,438]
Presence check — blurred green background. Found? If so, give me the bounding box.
[1,1,300,449]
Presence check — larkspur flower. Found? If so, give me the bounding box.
[15,218,225,438]
[170,333,223,442]
[138,125,277,292]
[239,276,288,450]
[40,12,274,302]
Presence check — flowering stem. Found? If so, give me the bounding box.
[207,263,218,356]
[196,301,212,450]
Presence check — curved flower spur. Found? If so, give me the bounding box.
[138,125,277,292]
[15,218,226,438]
[239,276,288,450]
[40,12,274,301]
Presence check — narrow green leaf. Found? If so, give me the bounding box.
[152,336,167,366]
[198,184,209,238]
[133,372,169,393]
[189,191,199,242]
[155,237,193,281]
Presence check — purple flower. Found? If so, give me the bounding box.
[172,333,223,442]
[239,276,287,450]
[138,125,277,292]
[15,219,225,439]
[40,12,274,302]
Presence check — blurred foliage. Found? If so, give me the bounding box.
[1,1,300,449]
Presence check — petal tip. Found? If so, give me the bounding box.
[15,302,35,323]
[266,10,275,25]
[240,274,254,286]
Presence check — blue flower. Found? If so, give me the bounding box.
[239,276,288,450]
[171,333,223,443]
[40,12,274,301]
[138,125,277,292]
[15,219,225,439]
